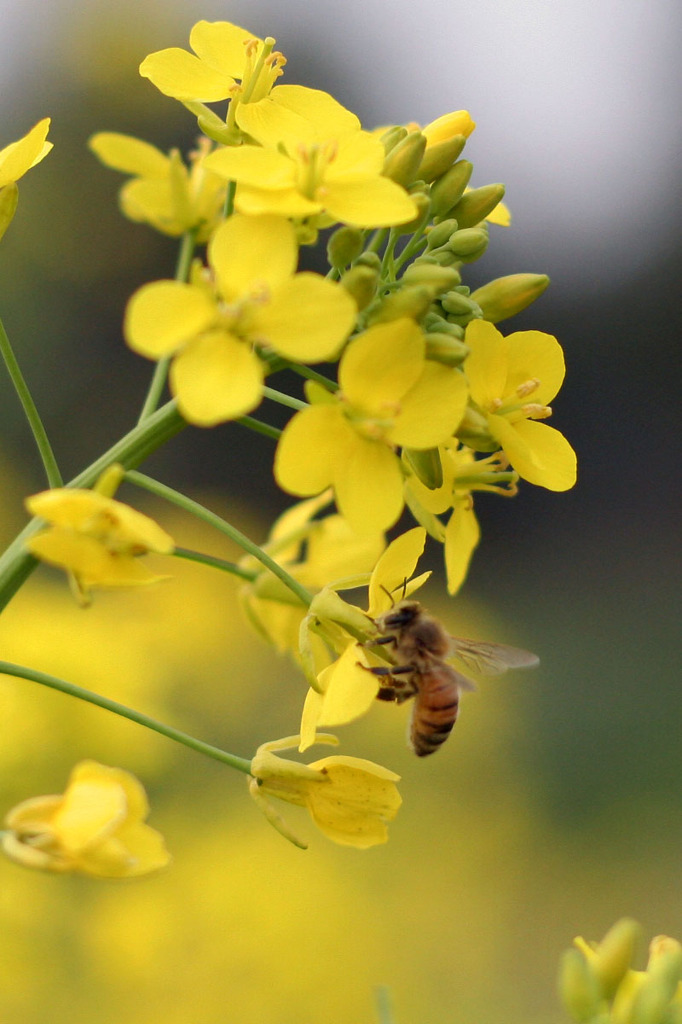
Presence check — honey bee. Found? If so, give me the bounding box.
[366,600,539,756]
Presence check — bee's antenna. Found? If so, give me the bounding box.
[380,584,395,607]
[400,577,408,601]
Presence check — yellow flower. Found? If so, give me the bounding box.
[249,735,401,849]
[124,213,356,426]
[203,85,419,228]
[464,319,577,491]
[0,118,52,188]
[274,319,469,534]
[240,492,384,661]
[299,527,430,750]
[89,132,226,241]
[420,109,476,147]
[25,465,174,604]
[404,442,518,595]
[140,20,285,106]
[2,760,170,877]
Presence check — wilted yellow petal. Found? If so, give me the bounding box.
[304,756,402,849]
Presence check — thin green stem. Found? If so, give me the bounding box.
[285,364,338,392]
[0,660,253,774]
[235,415,282,441]
[224,180,236,218]
[137,230,198,423]
[262,386,308,412]
[173,546,257,581]
[125,471,314,608]
[0,400,186,614]
[0,315,63,487]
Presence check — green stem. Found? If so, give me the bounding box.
[173,546,257,581]
[125,471,314,607]
[235,415,282,441]
[0,400,186,614]
[285,364,338,392]
[262,386,307,412]
[224,180,236,218]
[0,315,63,487]
[0,660,253,774]
[137,230,198,423]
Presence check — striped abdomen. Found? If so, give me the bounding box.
[409,665,461,757]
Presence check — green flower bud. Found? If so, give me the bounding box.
[429,160,473,218]
[417,134,467,183]
[425,218,459,250]
[423,311,464,335]
[395,190,431,234]
[559,949,605,1023]
[403,447,443,489]
[327,226,364,269]
[447,226,489,262]
[382,131,427,187]
[440,290,482,317]
[355,251,382,270]
[631,947,682,1024]
[471,273,550,324]
[369,284,435,324]
[448,184,506,228]
[401,263,461,293]
[380,125,408,155]
[594,919,642,1000]
[419,246,459,268]
[424,332,469,365]
[0,182,19,243]
[340,265,380,311]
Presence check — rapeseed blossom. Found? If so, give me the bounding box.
[249,735,402,849]
[464,319,577,490]
[124,213,356,425]
[204,85,419,228]
[274,319,468,534]
[25,466,174,604]
[89,132,226,240]
[0,118,52,188]
[2,761,170,877]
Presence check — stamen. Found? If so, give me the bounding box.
[516,377,540,398]
[522,403,552,420]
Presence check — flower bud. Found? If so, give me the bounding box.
[447,226,489,262]
[0,182,18,242]
[471,273,550,324]
[401,263,460,293]
[424,332,469,365]
[429,160,473,218]
[380,125,408,155]
[440,289,482,318]
[327,225,364,269]
[559,949,605,1023]
[403,447,443,489]
[417,135,466,183]
[421,110,475,146]
[382,131,427,187]
[355,251,382,270]
[630,945,682,1024]
[448,184,506,228]
[425,218,459,250]
[395,190,431,234]
[369,284,435,324]
[594,919,642,999]
[340,265,380,310]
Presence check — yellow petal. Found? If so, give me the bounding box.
[444,504,480,595]
[170,330,264,425]
[270,85,361,138]
[368,526,426,616]
[124,281,216,358]
[0,118,52,187]
[236,97,318,150]
[489,415,577,491]
[322,176,418,228]
[303,756,402,849]
[339,319,424,413]
[334,438,404,535]
[234,184,322,218]
[189,20,261,77]
[421,110,476,145]
[314,644,379,726]
[504,329,566,404]
[25,490,173,552]
[464,320,508,408]
[140,48,234,102]
[389,364,468,448]
[203,144,294,188]
[88,132,170,177]
[253,273,356,361]
[208,213,297,299]
[26,530,168,588]
[274,405,353,495]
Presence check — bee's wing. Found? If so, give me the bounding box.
[451,637,540,676]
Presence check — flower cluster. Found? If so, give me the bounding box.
[2,14,577,865]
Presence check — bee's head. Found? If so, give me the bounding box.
[378,600,422,632]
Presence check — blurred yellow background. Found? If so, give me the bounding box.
[1,1,681,1022]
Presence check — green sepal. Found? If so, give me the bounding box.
[403,446,443,489]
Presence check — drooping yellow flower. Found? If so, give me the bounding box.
[124,213,356,425]
[140,20,285,106]
[203,85,419,229]
[299,528,430,750]
[2,761,170,877]
[89,132,226,241]
[249,735,401,849]
[0,118,52,188]
[464,319,577,491]
[404,442,518,594]
[274,319,469,534]
[25,465,174,604]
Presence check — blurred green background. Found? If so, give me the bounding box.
[0,1,680,1022]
